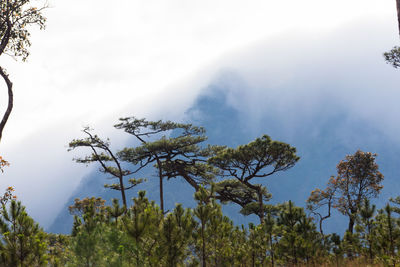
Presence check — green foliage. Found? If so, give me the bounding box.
[9,117,400,266]
[47,233,70,267]
[0,0,47,142]
[0,200,48,266]
[210,134,299,222]
[69,198,107,266]
[4,189,400,266]
[0,0,46,61]
[275,201,322,265]
[69,127,144,208]
[115,117,221,214]
[356,199,376,261]
[122,191,163,266]
[209,135,299,179]
[384,46,400,68]
[193,187,215,267]
[159,204,196,266]
[308,150,384,234]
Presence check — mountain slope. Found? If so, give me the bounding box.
[49,74,400,235]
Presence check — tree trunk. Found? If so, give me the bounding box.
[258,189,264,223]
[396,0,400,38]
[119,176,127,208]
[318,200,331,235]
[156,157,164,214]
[367,225,373,262]
[387,206,395,261]
[368,238,373,262]
[319,216,324,235]
[201,222,206,267]
[180,171,200,191]
[269,232,275,267]
[159,174,164,213]
[0,67,13,143]
[348,216,355,234]
[347,214,356,259]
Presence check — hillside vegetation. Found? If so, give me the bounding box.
[1,119,400,267]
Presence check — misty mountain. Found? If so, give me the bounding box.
[49,73,400,234]
[49,82,250,234]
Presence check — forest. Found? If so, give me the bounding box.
[2,0,400,266]
[0,121,399,267]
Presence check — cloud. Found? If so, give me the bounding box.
[203,17,400,143]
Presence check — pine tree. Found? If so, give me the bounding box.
[209,135,299,223]
[0,200,48,267]
[308,150,384,234]
[69,198,106,267]
[159,204,196,266]
[193,186,219,267]
[122,191,162,266]
[69,127,143,208]
[356,198,376,262]
[115,117,219,214]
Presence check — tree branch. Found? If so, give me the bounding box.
[0,66,13,143]
[397,0,400,39]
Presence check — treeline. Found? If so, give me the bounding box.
[0,187,400,266]
[0,117,398,266]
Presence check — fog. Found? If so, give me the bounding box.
[205,18,400,144]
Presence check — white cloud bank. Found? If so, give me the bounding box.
[0,0,396,227]
[208,18,400,144]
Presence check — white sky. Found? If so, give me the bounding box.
[0,0,396,227]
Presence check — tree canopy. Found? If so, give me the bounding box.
[1,115,400,266]
[308,150,384,234]
[209,135,300,222]
[68,127,144,208]
[0,0,47,143]
[115,117,220,213]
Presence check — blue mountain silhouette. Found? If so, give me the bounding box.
[49,73,400,235]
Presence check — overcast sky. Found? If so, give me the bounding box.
[0,0,397,227]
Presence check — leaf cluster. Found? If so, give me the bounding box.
[0,0,47,61]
